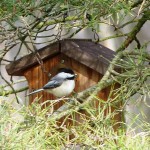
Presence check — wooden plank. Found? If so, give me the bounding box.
[24,55,64,104]
[61,39,115,75]
[24,66,39,103]
[6,42,60,76]
[61,39,115,64]
[6,39,115,76]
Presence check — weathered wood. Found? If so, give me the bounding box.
[61,39,115,66]
[6,42,60,76]
[61,39,115,75]
[24,55,60,105]
[6,39,115,76]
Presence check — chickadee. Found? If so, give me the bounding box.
[27,68,77,97]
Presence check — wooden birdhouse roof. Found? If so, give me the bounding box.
[6,39,115,76]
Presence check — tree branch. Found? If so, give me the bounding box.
[116,10,150,52]
[0,86,28,96]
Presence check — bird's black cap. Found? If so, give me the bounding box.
[58,68,75,75]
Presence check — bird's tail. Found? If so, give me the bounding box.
[27,89,44,96]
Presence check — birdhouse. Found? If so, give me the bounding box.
[6,39,121,129]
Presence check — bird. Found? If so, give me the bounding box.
[27,68,77,97]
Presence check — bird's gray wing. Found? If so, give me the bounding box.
[43,76,63,89]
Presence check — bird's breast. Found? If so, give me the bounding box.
[46,80,75,97]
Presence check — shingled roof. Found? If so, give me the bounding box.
[6,39,115,76]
